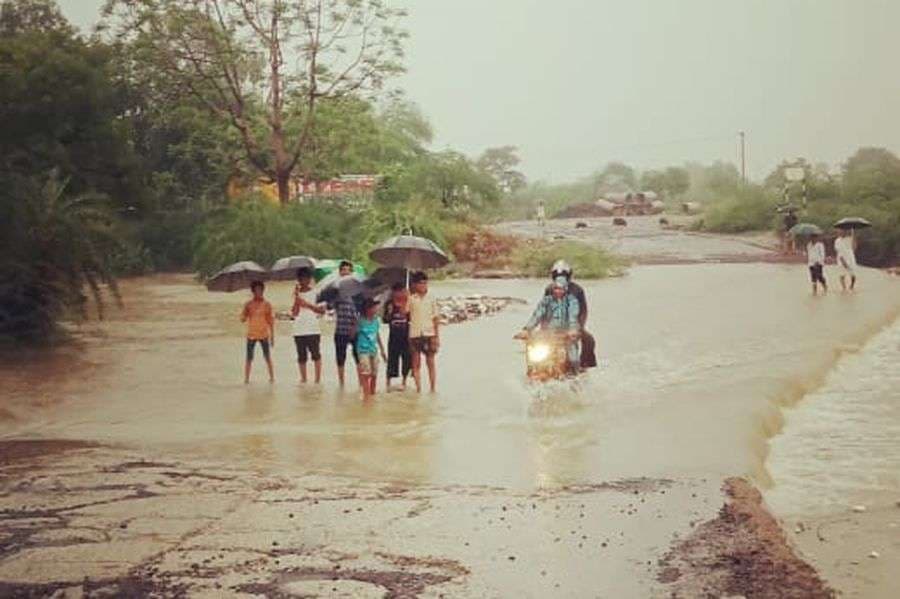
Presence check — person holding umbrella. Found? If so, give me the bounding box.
[241,281,275,383]
[833,228,857,292]
[834,218,871,292]
[409,272,440,393]
[806,232,828,296]
[383,282,412,390]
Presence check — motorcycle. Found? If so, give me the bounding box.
[515,329,580,382]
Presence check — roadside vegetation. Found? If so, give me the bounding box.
[0,0,512,343]
[509,150,900,268]
[5,1,897,344]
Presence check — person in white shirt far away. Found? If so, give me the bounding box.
[806,234,828,296]
[833,228,858,292]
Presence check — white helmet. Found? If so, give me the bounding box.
[551,259,572,279]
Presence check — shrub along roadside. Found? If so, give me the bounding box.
[512,240,627,279]
[803,197,900,267]
[0,176,122,344]
[192,197,361,280]
[690,186,778,234]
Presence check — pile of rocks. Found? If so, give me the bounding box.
[277,295,527,326]
[437,295,526,325]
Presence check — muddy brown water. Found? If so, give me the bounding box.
[2,265,898,503]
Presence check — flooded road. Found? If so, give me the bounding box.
[494,215,781,264]
[3,265,899,493]
[3,263,900,597]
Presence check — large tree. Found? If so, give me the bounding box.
[0,5,140,205]
[640,166,689,198]
[842,147,900,201]
[104,0,407,204]
[593,161,636,195]
[477,145,526,193]
[0,0,72,35]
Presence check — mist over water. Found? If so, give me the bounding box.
[2,265,899,500]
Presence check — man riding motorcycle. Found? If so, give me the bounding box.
[545,260,597,369]
[517,276,581,372]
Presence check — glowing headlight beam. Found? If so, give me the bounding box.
[527,343,552,363]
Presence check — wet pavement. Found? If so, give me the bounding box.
[494,215,785,264]
[0,441,719,598]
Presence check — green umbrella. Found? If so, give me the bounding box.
[789,223,823,237]
[312,259,365,282]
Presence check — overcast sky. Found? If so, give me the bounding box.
[60,0,900,182]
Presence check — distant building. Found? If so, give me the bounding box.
[598,191,664,215]
[228,173,380,207]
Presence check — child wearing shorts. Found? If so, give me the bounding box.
[355,298,386,400]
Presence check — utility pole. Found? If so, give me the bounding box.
[739,131,746,183]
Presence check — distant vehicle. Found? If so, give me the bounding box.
[575,221,588,229]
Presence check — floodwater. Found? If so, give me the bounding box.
[2,265,899,499]
[767,318,900,515]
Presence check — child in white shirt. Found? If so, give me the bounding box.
[806,234,827,295]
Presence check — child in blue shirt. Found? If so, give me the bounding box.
[356,298,387,399]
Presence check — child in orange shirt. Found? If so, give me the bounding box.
[241,280,275,383]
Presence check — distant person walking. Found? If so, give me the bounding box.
[291,267,324,383]
[834,229,858,292]
[409,272,440,393]
[806,234,828,295]
[356,298,387,400]
[782,210,798,254]
[383,282,412,390]
[330,260,359,388]
[536,200,546,228]
[241,281,275,383]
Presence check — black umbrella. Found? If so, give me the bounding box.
[269,255,315,281]
[834,217,872,230]
[206,261,268,292]
[370,267,408,288]
[369,235,450,271]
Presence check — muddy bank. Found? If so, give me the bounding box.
[658,478,833,598]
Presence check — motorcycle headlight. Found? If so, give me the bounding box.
[527,343,552,363]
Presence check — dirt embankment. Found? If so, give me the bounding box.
[658,478,834,598]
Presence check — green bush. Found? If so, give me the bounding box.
[694,185,778,233]
[353,199,452,263]
[805,197,900,266]
[0,175,122,344]
[192,197,361,279]
[512,240,626,279]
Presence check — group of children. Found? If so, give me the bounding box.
[805,228,859,295]
[240,261,440,399]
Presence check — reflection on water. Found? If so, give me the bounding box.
[1,266,899,492]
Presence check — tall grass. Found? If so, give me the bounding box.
[512,240,626,279]
[691,185,778,233]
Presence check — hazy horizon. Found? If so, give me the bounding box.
[59,0,900,183]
